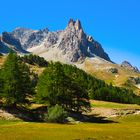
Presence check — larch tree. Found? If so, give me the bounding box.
[1,52,33,106]
[36,62,90,113]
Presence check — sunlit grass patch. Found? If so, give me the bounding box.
[0,115,140,140]
[90,100,140,109]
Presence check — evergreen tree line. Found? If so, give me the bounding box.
[61,64,140,105]
[0,52,140,111]
[19,54,48,67]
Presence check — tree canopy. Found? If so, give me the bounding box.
[0,52,34,106]
[36,62,90,113]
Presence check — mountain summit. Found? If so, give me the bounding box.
[121,61,139,72]
[0,19,111,63]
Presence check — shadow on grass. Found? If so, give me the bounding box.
[69,112,118,124]
[0,106,117,124]
[83,114,117,123]
[0,106,46,122]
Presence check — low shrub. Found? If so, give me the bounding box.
[44,105,68,123]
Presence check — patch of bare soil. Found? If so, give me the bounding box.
[0,109,20,120]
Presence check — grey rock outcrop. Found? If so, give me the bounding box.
[11,27,49,49]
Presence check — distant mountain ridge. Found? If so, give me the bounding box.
[0,19,139,73]
[0,19,110,63]
[121,61,139,72]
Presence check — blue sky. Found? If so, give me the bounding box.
[0,0,140,69]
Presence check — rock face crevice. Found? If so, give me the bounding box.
[0,19,111,63]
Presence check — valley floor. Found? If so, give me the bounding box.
[0,114,140,140]
[0,100,140,140]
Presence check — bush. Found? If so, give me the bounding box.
[45,105,68,123]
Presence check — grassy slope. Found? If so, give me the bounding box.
[0,56,6,67]
[77,57,140,95]
[90,100,140,109]
[0,115,140,140]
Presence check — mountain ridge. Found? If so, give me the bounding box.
[0,19,111,63]
[0,19,139,73]
[121,61,139,72]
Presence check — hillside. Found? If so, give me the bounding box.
[0,55,140,96]
[76,57,140,95]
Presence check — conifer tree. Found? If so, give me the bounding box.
[36,62,90,113]
[0,69,4,98]
[1,52,33,106]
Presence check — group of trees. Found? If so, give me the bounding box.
[61,64,140,104]
[0,52,140,113]
[20,54,48,67]
[36,62,90,113]
[0,52,34,106]
[93,86,139,104]
[0,52,90,113]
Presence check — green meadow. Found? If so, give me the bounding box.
[0,114,140,140]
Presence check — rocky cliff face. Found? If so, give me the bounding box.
[11,27,49,49]
[56,19,110,62]
[0,19,111,63]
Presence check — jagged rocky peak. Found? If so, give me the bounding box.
[68,18,75,26]
[56,18,111,62]
[121,61,139,72]
[0,19,111,63]
[67,19,82,30]
[75,19,82,30]
[65,19,86,41]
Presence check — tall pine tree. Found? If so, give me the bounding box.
[0,69,4,99]
[1,52,33,106]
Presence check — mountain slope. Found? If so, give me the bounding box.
[28,19,111,63]
[76,57,140,95]
[0,19,110,63]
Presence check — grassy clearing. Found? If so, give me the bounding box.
[90,100,140,109]
[0,115,140,140]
